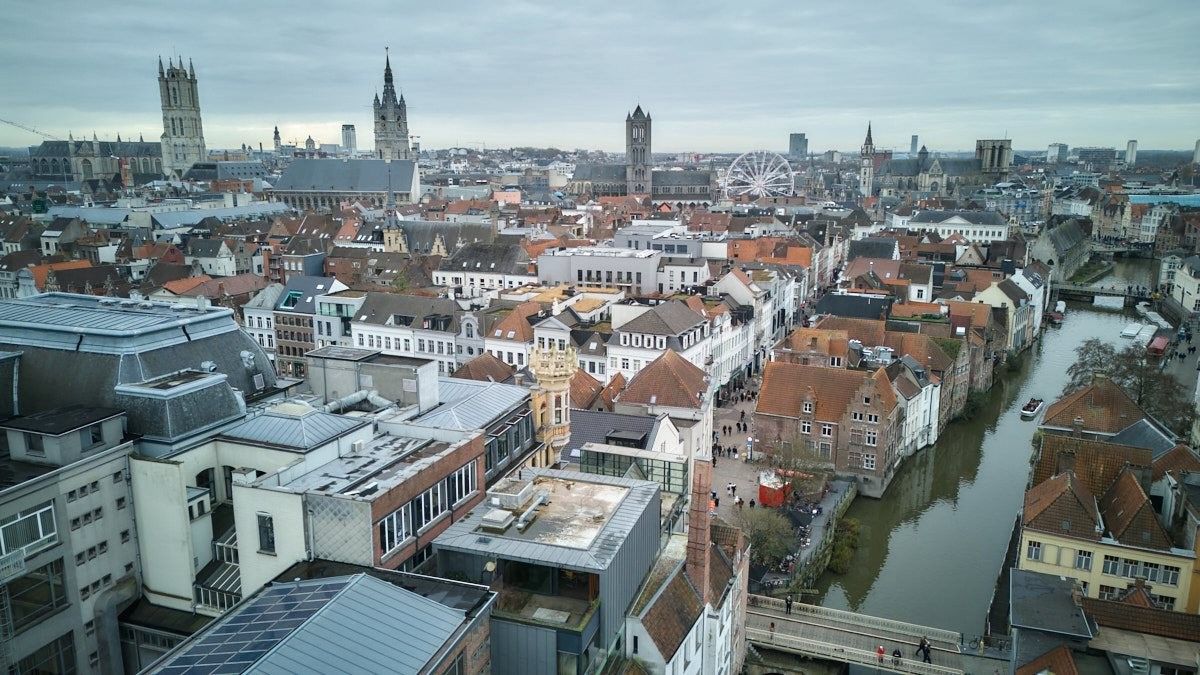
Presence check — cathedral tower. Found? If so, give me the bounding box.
[626,106,651,195]
[159,57,206,178]
[273,126,281,153]
[859,122,875,198]
[373,50,411,160]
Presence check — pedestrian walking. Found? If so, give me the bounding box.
[731,484,737,497]
[785,595,793,614]
[749,499,756,509]
[920,637,932,664]
[769,622,776,641]
[876,645,886,665]
[736,496,743,509]
[892,648,902,666]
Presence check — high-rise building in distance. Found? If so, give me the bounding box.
[1047,143,1068,164]
[910,135,919,154]
[1125,140,1137,166]
[342,124,356,153]
[788,133,808,158]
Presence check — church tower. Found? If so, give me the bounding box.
[373,50,411,161]
[859,122,875,198]
[626,106,651,195]
[158,57,206,178]
[272,126,281,153]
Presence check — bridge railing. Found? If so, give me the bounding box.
[745,625,964,675]
[748,595,962,647]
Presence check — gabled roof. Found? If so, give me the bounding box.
[569,369,603,409]
[413,378,527,431]
[568,408,659,451]
[1033,435,1152,497]
[486,301,541,343]
[220,403,369,452]
[1099,469,1173,550]
[1081,596,1200,642]
[186,238,229,258]
[274,276,342,315]
[1022,471,1100,539]
[1015,645,1079,675]
[1042,377,1149,435]
[451,352,515,383]
[757,361,896,420]
[848,237,898,261]
[619,301,706,337]
[620,350,707,410]
[1108,418,1177,459]
[1151,444,1200,482]
[641,566,703,660]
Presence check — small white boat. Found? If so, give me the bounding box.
[1135,301,1151,318]
[1121,323,1145,338]
[1021,398,1044,419]
[1055,300,1067,314]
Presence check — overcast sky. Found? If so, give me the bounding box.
[3,1,1198,154]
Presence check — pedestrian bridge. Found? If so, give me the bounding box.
[745,596,964,675]
[1051,282,1149,301]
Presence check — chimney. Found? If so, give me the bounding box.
[685,454,713,604]
[1072,416,1084,437]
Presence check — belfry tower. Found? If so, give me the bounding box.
[373,49,411,160]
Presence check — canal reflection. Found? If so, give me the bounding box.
[814,297,1147,635]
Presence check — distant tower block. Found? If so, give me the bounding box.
[910,135,919,154]
[1194,139,1200,164]
[342,124,357,153]
[789,132,808,158]
[529,344,577,455]
[1125,140,1138,166]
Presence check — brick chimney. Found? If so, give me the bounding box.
[686,454,712,604]
[1072,416,1085,437]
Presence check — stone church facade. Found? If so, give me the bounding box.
[159,56,207,178]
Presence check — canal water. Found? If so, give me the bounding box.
[813,260,1157,637]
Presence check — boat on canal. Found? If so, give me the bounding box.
[1121,322,1145,338]
[1020,398,1044,419]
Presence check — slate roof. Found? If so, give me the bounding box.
[1107,418,1177,459]
[652,170,713,187]
[393,220,495,254]
[568,408,660,452]
[186,238,229,258]
[572,163,627,182]
[354,292,461,332]
[1008,569,1093,638]
[619,301,706,337]
[848,237,898,261]
[152,574,468,674]
[219,404,368,452]
[440,241,529,275]
[1044,219,1087,258]
[619,350,707,409]
[273,159,418,193]
[244,283,285,311]
[909,210,1007,226]
[274,276,341,315]
[0,405,123,435]
[1042,377,1149,435]
[813,293,893,320]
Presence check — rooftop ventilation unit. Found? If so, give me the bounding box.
[480,508,515,533]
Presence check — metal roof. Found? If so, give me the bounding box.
[220,404,368,452]
[273,158,417,193]
[152,574,465,675]
[410,378,528,431]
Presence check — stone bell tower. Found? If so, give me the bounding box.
[529,343,576,465]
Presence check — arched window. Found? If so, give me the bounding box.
[80,159,93,180]
[50,159,59,175]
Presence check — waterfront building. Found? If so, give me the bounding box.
[755,361,901,497]
[1039,376,1174,450]
[1018,469,1196,612]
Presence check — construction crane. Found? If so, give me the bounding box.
[0,117,64,141]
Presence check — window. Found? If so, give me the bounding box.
[1074,550,1092,571]
[820,424,833,437]
[863,454,876,470]
[8,559,66,631]
[116,497,126,510]
[1102,555,1120,575]
[256,513,275,554]
[88,425,103,447]
[1026,540,1042,561]
[800,420,811,434]
[867,414,879,424]
[1,502,58,557]
[819,442,832,459]
[113,471,123,484]
[412,483,445,531]
[1098,584,1118,600]
[851,411,864,422]
[829,356,843,367]
[802,402,813,414]
[378,503,412,556]
[444,461,478,507]
[865,430,878,447]
[121,530,130,543]
[14,632,75,675]
[26,433,45,457]
[1162,565,1181,586]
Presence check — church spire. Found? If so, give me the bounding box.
[158,56,164,76]
[864,122,873,147]
[384,47,393,87]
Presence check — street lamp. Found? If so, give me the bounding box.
[746,436,759,461]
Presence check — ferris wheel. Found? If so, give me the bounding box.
[723,150,795,198]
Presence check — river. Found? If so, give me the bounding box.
[813,259,1157,637]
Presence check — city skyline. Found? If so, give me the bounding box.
[2,1,1199,153]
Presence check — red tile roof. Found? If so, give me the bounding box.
[1099,469,1173,550]
[1015,645,1079,675]
[1042,377,1147,435]
[757,361,897,420]
[1151,444,1200,482]
[451,352,515,383]
[640,567,703,660]
[569,369,603,409]
[1033,435,1152,496]
[1081,596,1200,642]
[620,350,707,409]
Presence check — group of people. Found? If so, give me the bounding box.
[876,637,934,666]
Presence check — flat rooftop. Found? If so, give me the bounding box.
[0,293,230,334]
[0,405,123,436]
[542,246,658,259]
[279,434,453,497]
[436,469,660,571]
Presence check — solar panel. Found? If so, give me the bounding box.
[157,578,352,674]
